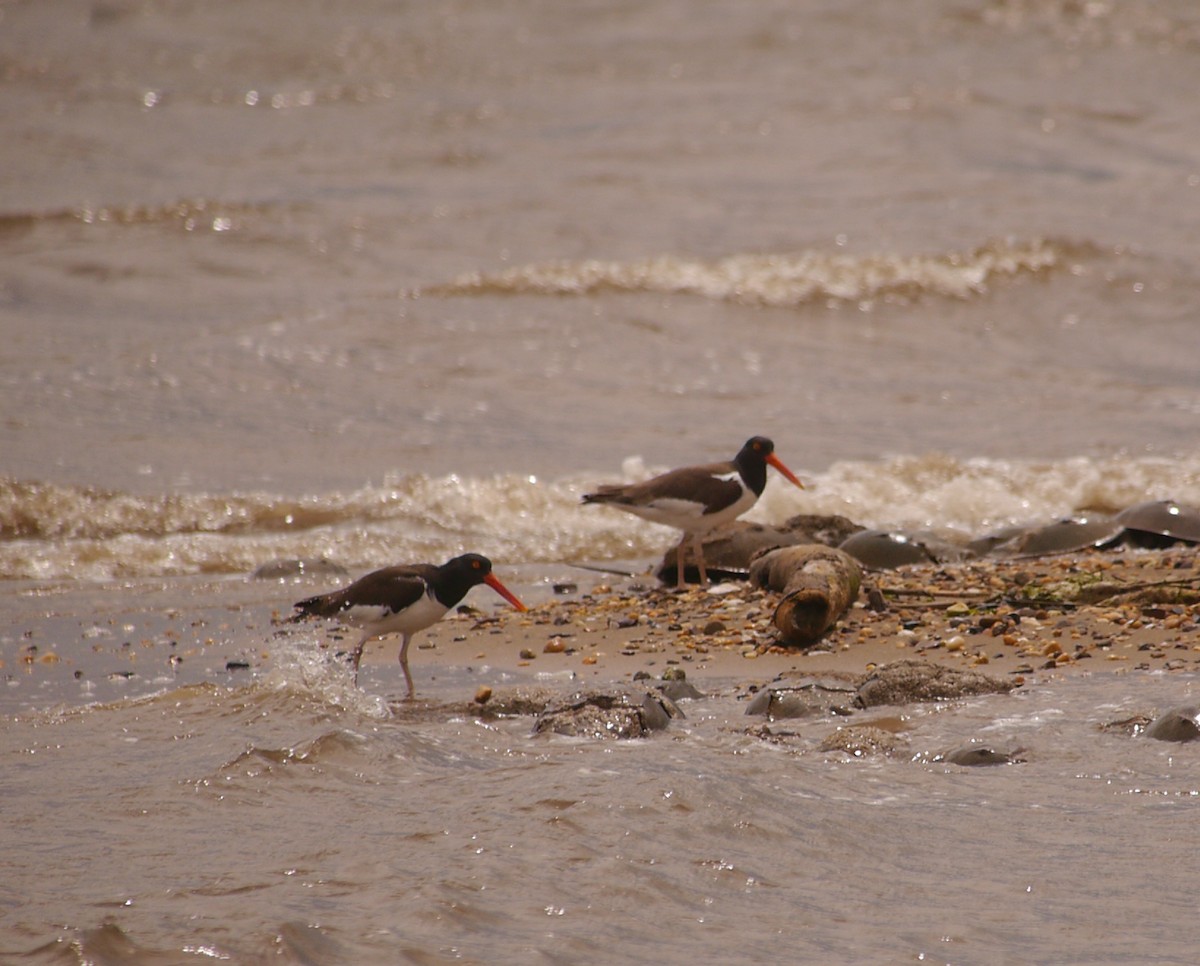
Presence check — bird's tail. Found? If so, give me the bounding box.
[291,594,339,621]
[581,486,623,506]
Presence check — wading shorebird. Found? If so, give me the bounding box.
[293,553,526,697]
[582,436,804,587]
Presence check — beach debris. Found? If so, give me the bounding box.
[655,513,864,582]
[854,659,1016,708]
[465,687,562,718]
[1099,714,1154,738]
[744,676,857,719]
[1117,500,1200,548]
[781,513,867,547]
[657,522,792,583]
[819,725,910,758]
[1024,571,1200,607]
[749,545,863,647]
[532,689,684,739]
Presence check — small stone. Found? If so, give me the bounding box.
[474,685,493,705]
[519,648,537,660]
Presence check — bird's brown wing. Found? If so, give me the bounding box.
[294,565,433,618]
[586,462,743,515]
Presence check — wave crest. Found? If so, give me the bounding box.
[423,237,1063,307]
[3,451,1198,581]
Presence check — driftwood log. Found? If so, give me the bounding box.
[748,545,863,647]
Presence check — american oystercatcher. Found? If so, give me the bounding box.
[293,553,527,696]
[582,436,805,586]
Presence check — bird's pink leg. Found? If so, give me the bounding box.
[398,633,415,699]
[692,534,709,587]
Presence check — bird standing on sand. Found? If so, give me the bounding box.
[582,436,805,587]
[293,553,527,697]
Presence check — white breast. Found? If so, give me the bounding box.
[338,590,449,638]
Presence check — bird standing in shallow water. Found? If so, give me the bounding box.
[293,553,527,697]
[582,436,805,587]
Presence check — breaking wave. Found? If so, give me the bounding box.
[2,450,1198,581]
[422,237,1065,308]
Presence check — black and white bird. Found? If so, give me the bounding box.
[582,436,805,586]
[293,553,526,696]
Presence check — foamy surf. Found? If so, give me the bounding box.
[423,237,1064,307]
[2,451,1197,581]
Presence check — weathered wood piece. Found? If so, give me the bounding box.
[748,545,863,647]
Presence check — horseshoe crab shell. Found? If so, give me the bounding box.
[838,530,936,570]
[1146,706,1200,743]
[995,515,1125,558]
[1116,500,1200,547]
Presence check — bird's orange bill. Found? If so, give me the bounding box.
[485,573,528,612]
[766,453,805,489]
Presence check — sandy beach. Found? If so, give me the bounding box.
[9,545,1196,716]
[387,545,1200,700]
[6,3,1200,958]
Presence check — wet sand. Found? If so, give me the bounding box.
[413,546,1200,693]
[6,547,1196,715]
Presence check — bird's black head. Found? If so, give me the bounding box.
[438,552,527,613]
[739,436,776,462]
[445,553,495,584]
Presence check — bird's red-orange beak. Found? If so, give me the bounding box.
[766,453,805,490]
[485,573,528,612]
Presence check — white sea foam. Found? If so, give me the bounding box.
[2,451,1197,580]
[425,237,1062,308]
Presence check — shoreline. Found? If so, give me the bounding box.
[7,546,1196,716]
[421,545,1200,692]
